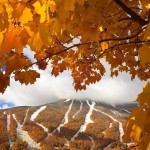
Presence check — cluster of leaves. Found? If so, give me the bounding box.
[0,0,150,148]
[0,0,149,92]
[123,82,150,150]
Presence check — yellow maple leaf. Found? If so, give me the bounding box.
[101,42,108,51]
[48,0,56,13]
[140,0,150,10]
[19,7,33,24]
[33,1,46,23]
[138,44,150,66]
[28,32,43,52]
[1,23,30,54]
[136,82,150,107]
[123,108,147,142]
[99,26,104,32]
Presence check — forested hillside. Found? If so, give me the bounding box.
[0,99,134,150]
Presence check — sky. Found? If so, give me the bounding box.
[0,47,146,107]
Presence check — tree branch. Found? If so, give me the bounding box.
[26,28,143,68]
[113,0,149,26]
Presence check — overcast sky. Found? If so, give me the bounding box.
[0,48,146,107]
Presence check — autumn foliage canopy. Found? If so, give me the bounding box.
[0,0,150,149]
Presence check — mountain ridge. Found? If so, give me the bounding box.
[0,99,135,150]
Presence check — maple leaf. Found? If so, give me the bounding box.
[123,107,147,142]
[136,82,150,107]
[38,61,48,70]
[0,72,10,93]
[140,0,150,11]
[1,23,30,54]
[138,44,150,66]
[19,7,33,24]
[101,42,109,51]
[2,51,31,76]
[14,70,40,85]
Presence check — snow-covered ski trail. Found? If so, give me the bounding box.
[111,105,116,108]
[73,100,83,119]
[55,100,73,132]
[7,114,13,149]
[65,99,70,102]
[30,106,49,133]
[64,136,70,148]
[22,108,29,125]
[89,136,95,150]
[13,114,40,149]
[71,101,95,141]
[37,122,49,132]
[112,105,131,114]
[122,109,131,114]
[30,106,47,121]
[94,108,124,141]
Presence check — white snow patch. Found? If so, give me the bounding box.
[89,136,94,144]
[56,100,73,132]
[106,141,116,148]
[65,99,71,102]
[94,108,124,141]
[89,136,95,150]
[80,101,95,132]
[64,136,69,148]
[112,105,130,114]
[22,108,29,125]
[36,123,49,133]
[109,123,112,128]
[102,131,106,135]
[7,114,13,149]
[30,106,46,121]
[118,122,124,140]
[122,109,131,114]
[111,105,116,108]
[72,100,83,119]
[13,114,40,149]
[71,101,95,141]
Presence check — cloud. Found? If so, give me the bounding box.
[0,67,145,106]
[0,48,146,106]
[0,101,14,109]
[0,104,9,109]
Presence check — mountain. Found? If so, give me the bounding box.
[0,99,135,150]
